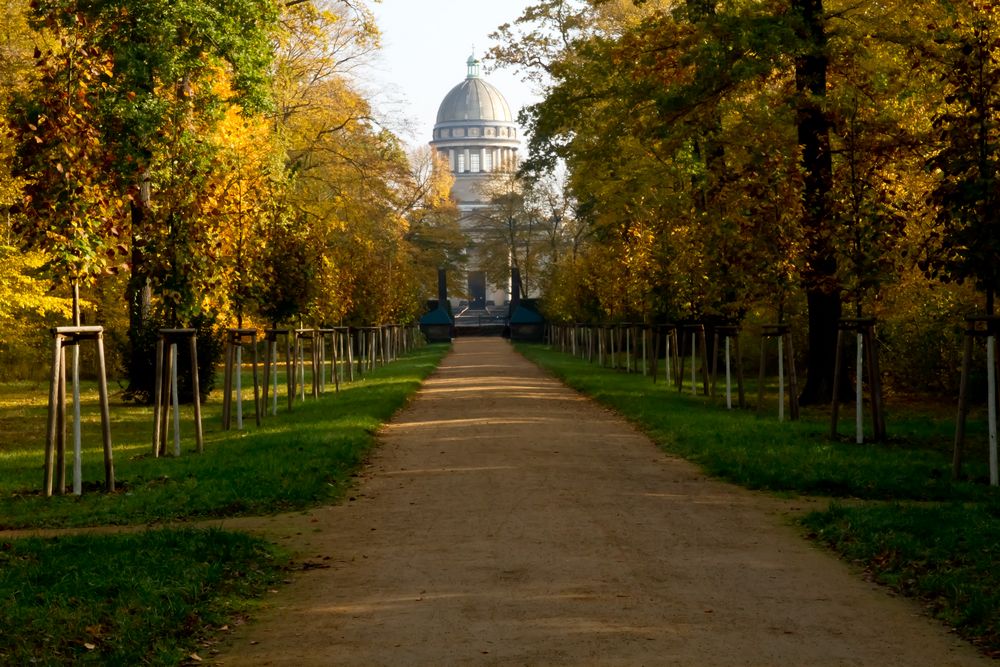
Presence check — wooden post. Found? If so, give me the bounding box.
[94,330,115,491]
[652,324,678,387]
[44,326,114,496]
[44,331,62,496]
[262,329,293,415]
[830,328,845,437]
[625,324,632,373]
[830,318,883,442]
[711,325,745,409]
[151,330,201,456]
[57,343,67,493]
[189,335,203,453]
[760,324,799,421]
[222,329,260,430]
[954,316,1000,483]
[222,334,234,429]
[678,323,709,396]
[347,328,355,382]
[317,329,335,393]
[785,330,799,421]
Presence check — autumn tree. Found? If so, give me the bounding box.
[0,0,81,358]
[12,7,126,316]
[271,0,442,327]
[400,147,465,302]
[21,0,281,394]
[922,0,1000,315]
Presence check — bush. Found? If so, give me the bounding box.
[877,277,980,395]
[120,313,223,404]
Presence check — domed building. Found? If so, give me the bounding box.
[430,54,521,311]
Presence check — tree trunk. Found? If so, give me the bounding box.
[793,0,841,406]
[125,180,153,400]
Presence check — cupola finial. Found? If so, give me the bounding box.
[466,49,480,79]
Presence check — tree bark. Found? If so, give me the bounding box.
[793,0,841,405]
[125,179,153,401]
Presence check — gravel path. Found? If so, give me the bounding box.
[213,337,989,666]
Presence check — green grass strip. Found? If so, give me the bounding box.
[517,344,990,501]
[803,503,1000,657]
[0,344,448,529]
[0,528,287,666]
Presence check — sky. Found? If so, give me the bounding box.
[368,0,540,149]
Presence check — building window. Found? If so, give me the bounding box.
[470,154,480,172]
[484,152,493,172]
[457,154,466,173]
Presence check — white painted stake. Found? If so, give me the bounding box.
[171,343,181,456]
[72,345,82,495]
[725,337,732,410]
[778,336,785,422]
[988,335,997,486]
[235,345,244,430]
[856,332,864,445]
[271,343,278,416]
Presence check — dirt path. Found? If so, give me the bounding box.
[212,338,989,666]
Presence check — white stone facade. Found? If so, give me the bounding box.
[430,56,521,310]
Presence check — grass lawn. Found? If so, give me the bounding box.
[0,529,286,665]
[517,342,1000,657]
[0,343,449,528]
[0,342,449,665]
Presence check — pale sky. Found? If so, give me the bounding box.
[368,0,540,149]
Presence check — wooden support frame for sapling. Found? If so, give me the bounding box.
[317,328,338,394]
[830,318,885,442]
[711,324,746,410]
[651,324,680,387]
[334,326,351,387]
[44,326,114,496]
[758,324,799,422]
[294,328,319,401]
[953,315,1000,484]
[262,329,293,415]
[222,328,261,431]
[152,329,203,457]
[677,323,710,396]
